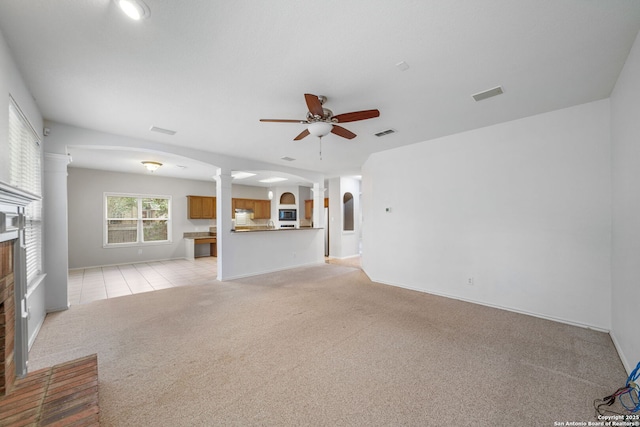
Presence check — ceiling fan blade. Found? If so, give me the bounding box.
[332,109,380,123]
[331,125,356,140]
[294,129,310,140]
[260,119,307,123]
[304,94,325,117]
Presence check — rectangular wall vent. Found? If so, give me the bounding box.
[149,126,177,135]
[375,129,396,137]
[472,86,504,102]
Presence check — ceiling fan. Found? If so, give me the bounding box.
[260,93,380,141]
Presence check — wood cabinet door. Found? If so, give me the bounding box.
[305,200,313,219]
[202,197,215,219]
[254,200,271,219]
[232,198,255,217]
[189,196,215,219]
[188,196,203,219]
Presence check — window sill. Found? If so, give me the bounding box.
[27,273,47,296]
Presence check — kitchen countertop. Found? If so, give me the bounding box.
[183,232,216,238]
[231,227,321,233]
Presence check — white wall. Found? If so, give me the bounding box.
[362,99,612,330]
[67,167,216,268]
[232,184,269,199]
[611,30,640,373]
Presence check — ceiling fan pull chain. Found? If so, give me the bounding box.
[319,136,323,160]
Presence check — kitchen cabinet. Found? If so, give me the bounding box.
[304,200,313,219]
[187,196,216,219]
[254,199,271,219]
[232,198,271,219]
[304,198,329,219]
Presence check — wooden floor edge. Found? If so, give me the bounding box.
[0,353,100,427]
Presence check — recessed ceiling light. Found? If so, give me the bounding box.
[259,177,288,183]
[115,0,150,20]
[231,171,256,180]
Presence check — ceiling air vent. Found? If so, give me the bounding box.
[149,126,177,135]
[375,129,396,137]
[472,86,504,102]
[281,156,296,162]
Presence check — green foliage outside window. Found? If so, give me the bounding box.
[106,195,171,245]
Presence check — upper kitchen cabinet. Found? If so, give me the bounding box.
[231,198,271,219]
[188,195,216,219]
[254,200,271,219]
[305,198,329,219]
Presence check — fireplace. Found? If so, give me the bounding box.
[0,182,39,395]
[0,240,16,396]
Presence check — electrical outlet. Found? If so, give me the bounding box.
[138,249,143,255]
[467,277,474,286]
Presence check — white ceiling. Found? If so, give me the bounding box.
[1,0,639,181]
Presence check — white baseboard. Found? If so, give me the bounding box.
[367,274,610,333]
[69,257,187,271]
[609,331,633,375]
[28,315,45,350]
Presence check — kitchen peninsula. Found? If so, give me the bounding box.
[220,225,324,279]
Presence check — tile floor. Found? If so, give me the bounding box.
[68,257,217,305]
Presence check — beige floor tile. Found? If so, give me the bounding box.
[68,258,218,305]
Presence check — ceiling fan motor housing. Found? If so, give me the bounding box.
[306,108,333,121]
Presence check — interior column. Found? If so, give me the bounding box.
[43,153,70,311]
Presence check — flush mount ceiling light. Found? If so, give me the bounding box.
[114,0,150,20]
[142,161,162,172]
[307,121,334,138]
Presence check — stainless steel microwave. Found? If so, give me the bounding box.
[278,209,297,221]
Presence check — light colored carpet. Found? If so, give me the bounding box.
[28,263,626,426]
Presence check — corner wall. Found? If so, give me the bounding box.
[362,99,612,330]
[611,30,640,373]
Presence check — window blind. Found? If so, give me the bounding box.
[8,96,43,285]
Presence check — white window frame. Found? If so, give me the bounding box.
[103,192,172,247]
[8,95,43,289]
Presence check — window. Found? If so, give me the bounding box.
[105,194,171,246]
[343,192,354,231]
[8,96,42,286]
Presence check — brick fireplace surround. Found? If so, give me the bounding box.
[0,239,16,396]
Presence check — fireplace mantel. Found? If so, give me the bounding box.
[0,181,40,207]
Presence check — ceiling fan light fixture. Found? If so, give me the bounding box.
[142,161,162,172]
[308,122,333,138]
[115,0,150,20]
